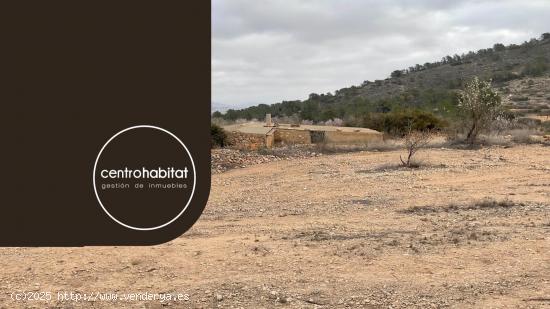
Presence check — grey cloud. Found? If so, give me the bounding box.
[213,0,550,107]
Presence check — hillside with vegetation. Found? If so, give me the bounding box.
[215,33,550,135]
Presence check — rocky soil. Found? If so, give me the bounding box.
[211,146,324,173]
[0,144,549,308]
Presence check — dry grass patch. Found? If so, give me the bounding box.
[399,198,523,215]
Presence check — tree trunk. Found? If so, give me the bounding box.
[466,121,477,144]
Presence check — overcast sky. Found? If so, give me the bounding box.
[212,0,550,108]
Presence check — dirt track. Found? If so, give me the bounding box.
[1,145,549,308]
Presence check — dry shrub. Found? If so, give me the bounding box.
[400,198,521,215]
[509,129,541,144]
[478,134,512,147]
[473,198,516,209]
[400,129,432,167]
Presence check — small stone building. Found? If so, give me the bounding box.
[224,115,383,150]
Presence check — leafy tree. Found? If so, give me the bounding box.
[308,93,320,100]
[458,77,502,144]
[493,43,506,52]
[300,101,320,121]
[225,109,239,121]
[391,70,403,78]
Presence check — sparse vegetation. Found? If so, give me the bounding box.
[400,198,521,215]
[473,198,517,209]
[522,56,549,77]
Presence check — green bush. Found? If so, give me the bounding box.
[359,110,447,135]
[522,57,549,77]
[492,71,520,82]
[211,124,228,148]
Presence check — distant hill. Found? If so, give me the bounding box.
[216,33,550,127]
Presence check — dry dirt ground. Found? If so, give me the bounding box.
[1,145,549,309]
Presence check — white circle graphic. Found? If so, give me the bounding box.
[93,125,197,231]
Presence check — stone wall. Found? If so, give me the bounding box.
[324,131,383,144]
[226,132,266,150]
[227,128,382,149]
[266,133,274,148]
[274,129,311,145]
